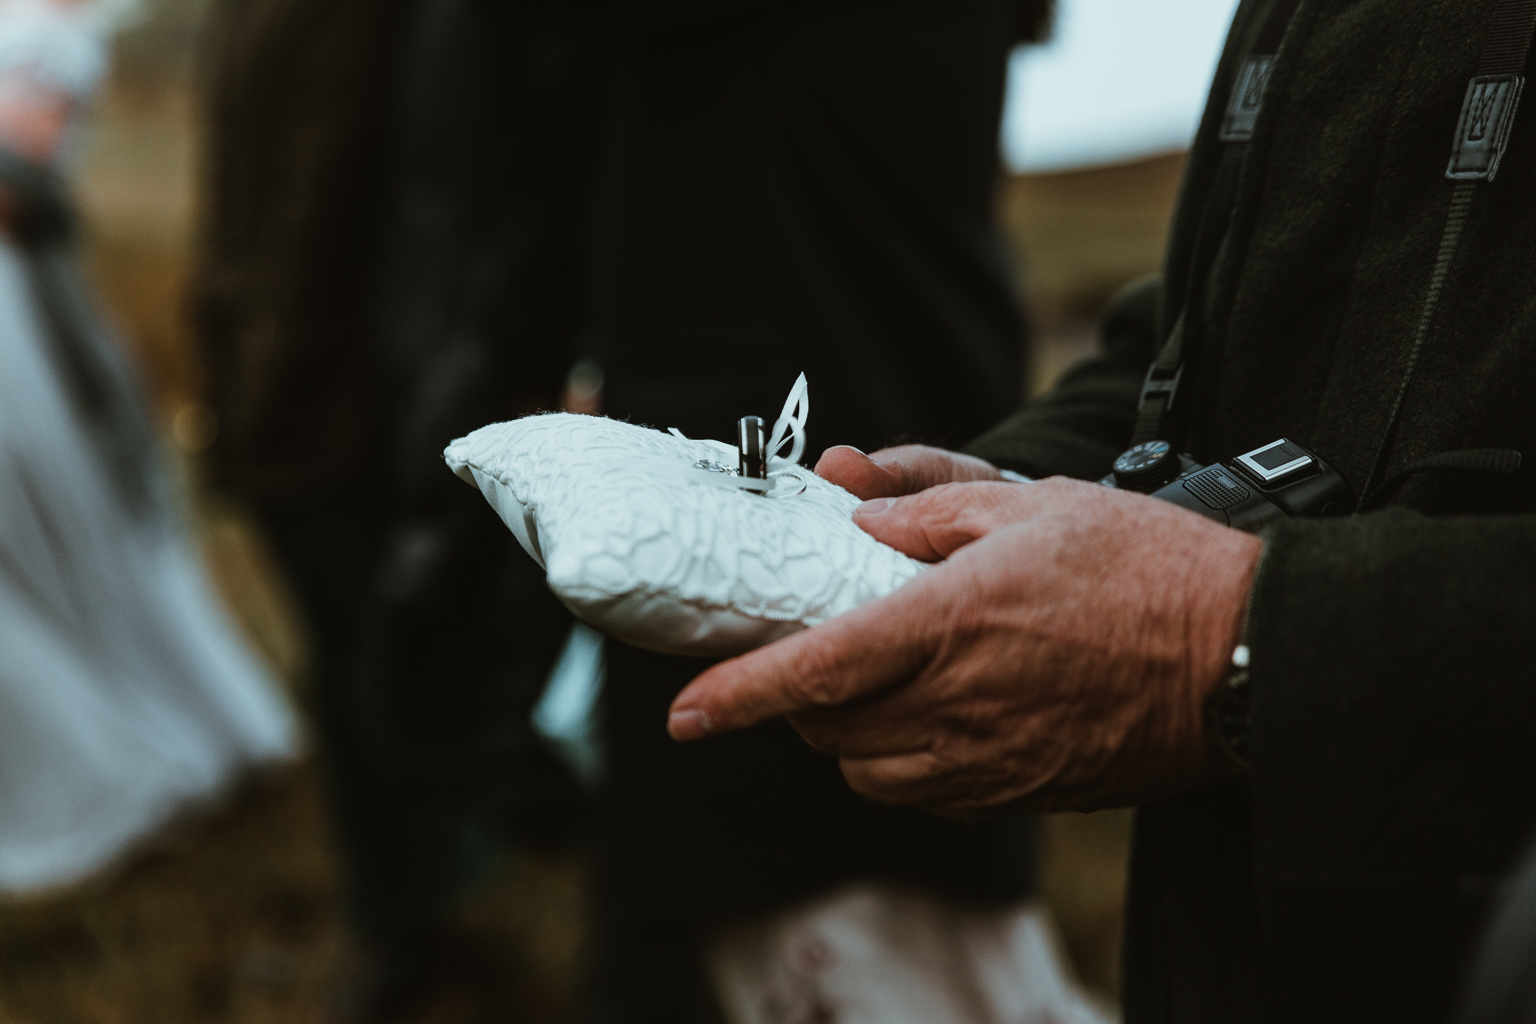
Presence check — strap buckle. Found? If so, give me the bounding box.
[1139,362,1184,412]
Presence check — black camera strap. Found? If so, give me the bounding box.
[1132,0,1536,480]
[1132,0,1301,448]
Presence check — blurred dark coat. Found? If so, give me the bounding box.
[965,1,1536,1021]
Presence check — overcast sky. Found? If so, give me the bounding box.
[1001,0,1243,173]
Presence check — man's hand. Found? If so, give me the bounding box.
[667,477,1264,818]
[814,444,1006,499]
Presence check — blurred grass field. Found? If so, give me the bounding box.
[0,4,1184,1019]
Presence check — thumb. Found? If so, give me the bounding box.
[814,444,1003,499]
[853,481,1046,561]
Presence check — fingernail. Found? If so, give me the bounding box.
[668,708,712,741]
[855,497,896,516]
[831,445,867,456]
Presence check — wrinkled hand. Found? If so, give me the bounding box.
[814,444,1007,499]
[668,472,1263,818]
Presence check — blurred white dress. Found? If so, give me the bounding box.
[0,0,296,892]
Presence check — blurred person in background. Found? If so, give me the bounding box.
[196,0,590,1018]
[0,0,296,895]
[196,1,1103,1022]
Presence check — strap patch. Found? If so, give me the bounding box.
[1447,74,1525,180]
[1220,56,1275,142]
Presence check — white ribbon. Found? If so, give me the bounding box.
[766,372,809,470]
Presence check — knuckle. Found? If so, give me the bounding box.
[787,645,848,708]
[1041,475,1100,507]
[907,483,1003,553]
[908,482,968,523]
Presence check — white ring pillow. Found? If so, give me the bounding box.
[443,375,925,657]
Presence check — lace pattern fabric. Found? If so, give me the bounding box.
[444,412,926,657]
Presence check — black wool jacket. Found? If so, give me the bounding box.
[966,1,1536,1021]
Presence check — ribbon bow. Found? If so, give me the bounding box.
[766,372,809,471]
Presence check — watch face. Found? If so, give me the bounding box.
[1115,440,1172,474]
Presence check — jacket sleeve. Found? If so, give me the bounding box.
[1249,508,1536,885]
[963,276,1159,480]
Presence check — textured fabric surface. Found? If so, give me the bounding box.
[446,412,924,656]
